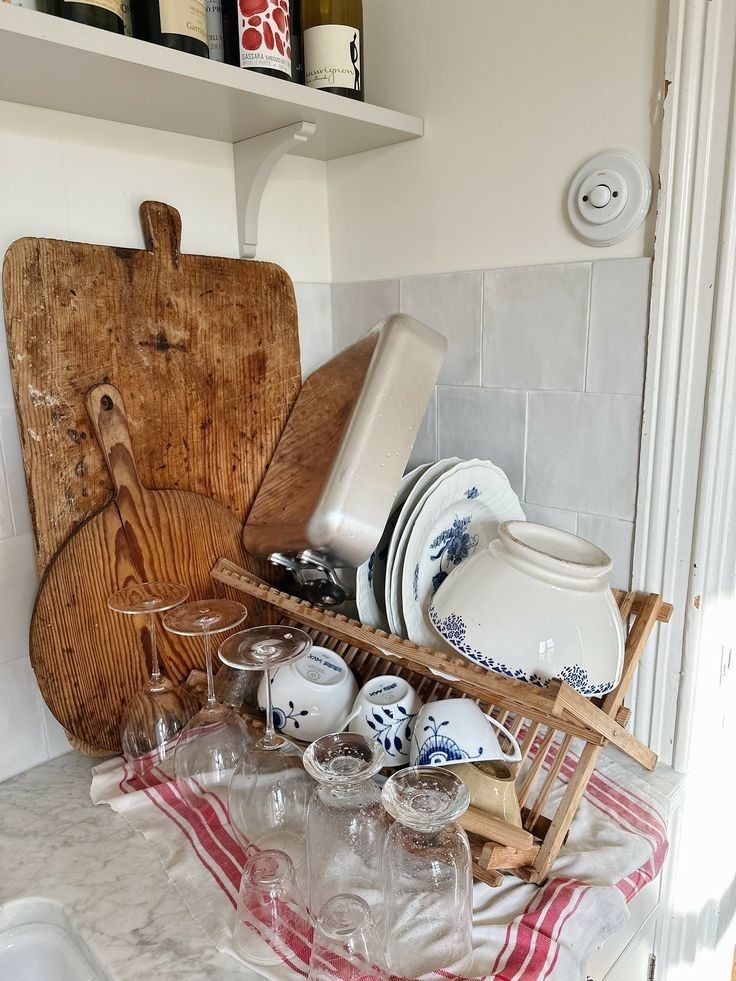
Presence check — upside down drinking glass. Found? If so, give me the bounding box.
[303,732,388,921]
[381,766,473,977]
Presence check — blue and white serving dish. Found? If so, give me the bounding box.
[429,521,625,698]
[398,459,525,649]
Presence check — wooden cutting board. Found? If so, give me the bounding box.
[31,384,247,752]
[2,201,302,576]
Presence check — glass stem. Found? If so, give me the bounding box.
[263,667,276,743]
[204,631,216,708]
[149,613,160,683]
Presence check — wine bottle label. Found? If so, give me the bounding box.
[159,0,207,44]
[63,0,123,17]
[304,25,361,92]
[237,0,292,78]
[206,0,224,62]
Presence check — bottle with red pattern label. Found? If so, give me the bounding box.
[222,0,293,80]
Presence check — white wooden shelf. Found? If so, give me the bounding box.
[0,5,423,159]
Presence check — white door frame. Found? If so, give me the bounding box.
[632,0,736,772]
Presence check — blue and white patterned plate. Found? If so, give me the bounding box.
[384,458,461,636]
[399,460,525,648]
[356,464,431,630]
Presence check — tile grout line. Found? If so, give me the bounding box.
[478,269,485,387]
[582,261,593,393]
[522,389,530,501]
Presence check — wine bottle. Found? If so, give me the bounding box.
[206,0,224,62]
[301,0,363,101]
[120,0,132,34]
[290,0,303,82]
[131,0,209,57]
[222,0,293,81]
[54,0,125,34]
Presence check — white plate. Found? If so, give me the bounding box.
[356,464,431,630]
[384,458,460,635]
[400,460,525,648]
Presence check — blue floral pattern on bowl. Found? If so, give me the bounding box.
[429,513,480,593]
[428,607,615,697]
[413,714,483,766]
[465,487,480,499]
[363,704,417,761]
[272,701,310,732]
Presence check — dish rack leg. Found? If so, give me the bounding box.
[527,742,603,883]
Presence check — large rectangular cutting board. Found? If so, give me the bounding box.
[3,201,302,575]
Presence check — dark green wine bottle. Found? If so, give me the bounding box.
[131,0,209,57]
[301,0,363,100]
[53,0,126,34]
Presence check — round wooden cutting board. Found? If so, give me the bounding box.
[30,384,248,753]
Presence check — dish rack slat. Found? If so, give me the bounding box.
[211,558,671,885]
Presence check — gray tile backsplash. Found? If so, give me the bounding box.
[331,279,399,351]
[407,388,438,471]
[328,257,651,587]
[482,263,591,391]
[437,386,526,497]
[294,282,332,378]
[577,512,635,590]
[586,259,651,396]
[526,391,641,520]
[400,271,482,386]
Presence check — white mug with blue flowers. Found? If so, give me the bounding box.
[257,646,358,743]
[410,698,522,768]
[347,675,423,768]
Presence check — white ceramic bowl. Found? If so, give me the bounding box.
[258,647,358,742]
[429,521,625,697]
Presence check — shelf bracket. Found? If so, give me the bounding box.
[234,120,316,259]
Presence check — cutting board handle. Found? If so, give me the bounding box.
[86,384,147,504]
[140,201,182,263]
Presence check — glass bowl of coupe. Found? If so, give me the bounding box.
[108,581,199,777]
[162,599,252,806]
[220,626,315,875]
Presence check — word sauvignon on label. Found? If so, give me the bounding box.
[54,0,125,33]
[131,0,209,57]
[222,0,292,81]
[302,0,363,100]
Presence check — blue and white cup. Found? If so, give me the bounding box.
[347,675,423,768]
[257,647,358,743]
[410,698,522,767]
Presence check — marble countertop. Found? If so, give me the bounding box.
[0,752,259,981]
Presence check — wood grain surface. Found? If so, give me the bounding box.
[31,385,248,753]
[2,200,302,575]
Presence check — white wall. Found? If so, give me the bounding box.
[0,99,330,780]
[327,0,667,282]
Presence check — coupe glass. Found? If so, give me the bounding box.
[162,599,251,806]
[303,733,388,921]
[381,766,473,977]
[108,581,198,776]
[308,894,386,981]
[233,848,311,966]
[220,626,314,872]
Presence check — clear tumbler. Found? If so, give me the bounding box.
[303,733,388,921]
[308,894,386,981]
[381,766,473,977]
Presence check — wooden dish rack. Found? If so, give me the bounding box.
[211,558,672,887]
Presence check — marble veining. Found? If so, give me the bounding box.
[0,753,259,981]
